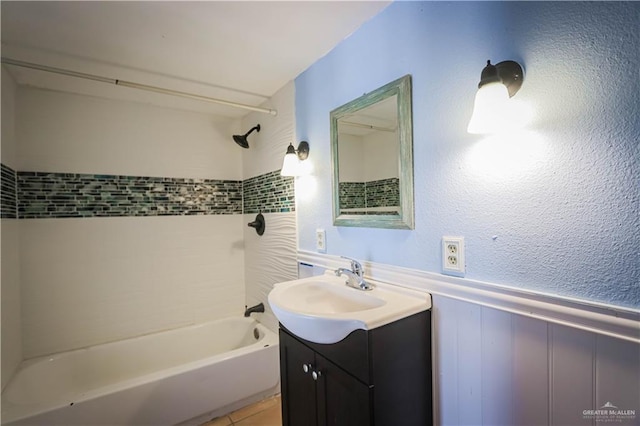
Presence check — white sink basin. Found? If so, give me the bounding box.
[268,271,431,344]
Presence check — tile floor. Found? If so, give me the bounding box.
[200,395,282,426]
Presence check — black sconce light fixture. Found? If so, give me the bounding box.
[280,141,310,176]
[467,60,524,134]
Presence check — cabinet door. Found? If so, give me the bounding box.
[316,353,372,426]
[280,330,318,426]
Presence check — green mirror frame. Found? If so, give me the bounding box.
[330,74,414,229]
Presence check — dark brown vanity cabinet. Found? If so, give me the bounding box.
[279,310,432,426]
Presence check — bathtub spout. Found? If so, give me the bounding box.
[244,302,265,317]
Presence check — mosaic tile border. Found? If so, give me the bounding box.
[367,177,400,208]
[1,165,295,219]
[339,181,366,210]
[17,172,242,218]
[1,163,18,218]
[339,177,399,210]
[243,170,295,214]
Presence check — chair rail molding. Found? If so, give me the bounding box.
[297,250,640,344]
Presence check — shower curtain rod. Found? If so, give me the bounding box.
[1,57,278,116]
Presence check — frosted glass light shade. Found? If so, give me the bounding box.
[280,152,300,176]
[280,141,310,176]
[467,82,510,134]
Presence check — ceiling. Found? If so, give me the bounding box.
[1,1,390,118]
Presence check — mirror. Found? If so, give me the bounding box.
[331,75,414,229]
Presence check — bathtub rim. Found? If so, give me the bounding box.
[2,317,279,425]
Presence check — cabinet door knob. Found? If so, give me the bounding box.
[302,363,312,373]
[312,370,322,381]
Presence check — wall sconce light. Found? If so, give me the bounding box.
[280,141,310,176]
[467,60,524,134]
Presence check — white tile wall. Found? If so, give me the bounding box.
[241,81,299,332]
[20,215,245,358]
[244,212,298,332]
[1,67,22,390]
[2,67,18,167]
[16,88,241,180]
[4,78,299,389]
[1,220,22,390]
[5,85,249,361]
[241,81,295,180]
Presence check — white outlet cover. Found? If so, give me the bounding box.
[316,229,326,253]
[442,236,465,276]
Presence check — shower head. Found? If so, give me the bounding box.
[233,134,249,149]
[232,124,261,149]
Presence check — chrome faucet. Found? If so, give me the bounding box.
[335,256,373,291]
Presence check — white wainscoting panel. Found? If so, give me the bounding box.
[434,296,483,426]
[550,325,595,426]
[595,334,640,422]
[512,314,549,426]
[434,297,639,426]
[481,307,513,426]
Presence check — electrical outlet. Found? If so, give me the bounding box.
[442,236,465,276]
[316,229,326,253]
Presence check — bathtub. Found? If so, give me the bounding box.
[1,317,279,426]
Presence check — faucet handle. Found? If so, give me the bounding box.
[340,256,363,276]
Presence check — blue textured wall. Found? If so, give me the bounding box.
[295,2,640,309]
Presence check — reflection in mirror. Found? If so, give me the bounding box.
[331,75,413,229]
[338,95,399,215]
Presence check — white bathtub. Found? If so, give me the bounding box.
[1,317,279,426]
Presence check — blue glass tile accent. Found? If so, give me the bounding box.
[339,177,399,210]
[366,177,400,208]
[1,163,18,218]
[243,170,295,213]
[17,171,242,218]
[339,182,366,210]
[8,167,295,219]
